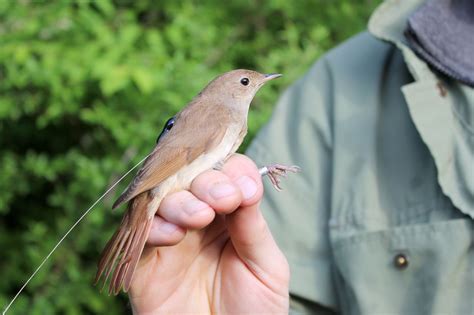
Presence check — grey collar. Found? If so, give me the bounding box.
[405,0,474,87]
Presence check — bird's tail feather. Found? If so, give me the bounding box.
[94,193,154,295]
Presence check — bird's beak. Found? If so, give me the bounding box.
[263,73,282,82]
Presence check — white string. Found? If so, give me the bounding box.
[2,154,149,315]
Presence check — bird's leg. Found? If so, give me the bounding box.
[213,160,225,171]
[259,164,301,191]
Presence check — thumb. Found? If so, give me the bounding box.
[223,155,290,287]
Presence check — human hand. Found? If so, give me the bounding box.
[128,154,289,314]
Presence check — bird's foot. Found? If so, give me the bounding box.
[259,164,301,191]
[213,160,225,171]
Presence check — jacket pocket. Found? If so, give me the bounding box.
[331,218,473,315]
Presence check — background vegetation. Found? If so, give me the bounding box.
[0,0,379,313]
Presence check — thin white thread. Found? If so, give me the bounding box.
[2,154,149,315]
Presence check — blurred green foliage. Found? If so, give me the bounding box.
[0,0,379,313]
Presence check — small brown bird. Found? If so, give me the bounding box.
[95,69,298,295]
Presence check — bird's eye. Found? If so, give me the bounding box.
[156,117,175,143]
[240,78,250,86]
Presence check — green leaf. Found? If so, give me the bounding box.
[132,68,155,94]
[100,65,130,96]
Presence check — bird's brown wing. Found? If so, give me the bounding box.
[112,103,232,209]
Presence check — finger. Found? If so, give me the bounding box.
[221,154,264,207]
[190,169,242,214]
[158,190,215,229]
[226,204,289,284]
[146,215,186,247]
[223,155,290,287]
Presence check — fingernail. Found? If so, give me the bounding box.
[210,182,237,199]
[184,199,208,215]
[159,222,178,234]
[235,176,257,200]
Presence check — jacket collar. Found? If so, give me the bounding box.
[368,0,423,47]
[368,0,474,219]
[368,0,434,82]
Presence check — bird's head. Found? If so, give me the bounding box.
[200,69,282,111]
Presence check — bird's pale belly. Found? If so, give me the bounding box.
[146,124,243,215]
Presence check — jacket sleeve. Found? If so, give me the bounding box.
[246,57,338,313]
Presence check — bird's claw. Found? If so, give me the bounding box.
[259,164,301,191]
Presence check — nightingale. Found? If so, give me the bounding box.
[95,69,298,295]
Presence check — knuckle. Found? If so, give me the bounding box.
[223,155,260,181]
[191,171,228,195]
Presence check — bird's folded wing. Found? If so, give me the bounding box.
[112,104,231,209]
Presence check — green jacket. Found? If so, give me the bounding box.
[247,0,474,314]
